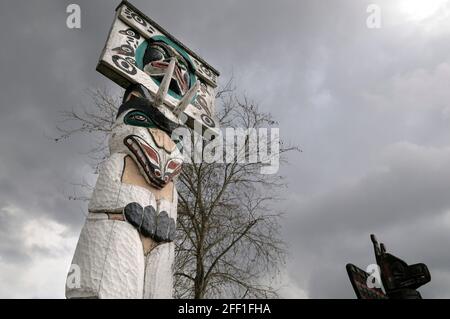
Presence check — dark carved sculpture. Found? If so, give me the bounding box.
[346,234,431,299]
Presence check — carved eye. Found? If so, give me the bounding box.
[133,114,147,122]
[144,45,166,65]
[148,48,164,61]
[124,111,155,128]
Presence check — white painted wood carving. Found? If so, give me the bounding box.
[66,1,219,299]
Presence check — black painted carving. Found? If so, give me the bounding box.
[119,28,141,40]
[123,83,153,103]
[112,44,135,57]
[154,211,176,242]
[141,205,157,238]
[371,234,430,299]
[123,202,176,243]
[111,27,143,76]
[117,96,180,134]
[195,95,209,114]
[112,55,137,75]
[201,114,215,128]
[124,202,144,229]
[123,6,155,34]
[346,234,431,299]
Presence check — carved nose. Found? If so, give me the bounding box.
[147,127,176,153]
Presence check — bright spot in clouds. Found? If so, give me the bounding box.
[396,0,448,22]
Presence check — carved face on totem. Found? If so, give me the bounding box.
[109,37,199,190]
[135,36,198,102]
[110,89,184,190]
[142,40,193,97]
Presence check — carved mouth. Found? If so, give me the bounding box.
[124,135,165,189]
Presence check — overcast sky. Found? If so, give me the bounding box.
[1,0,450,298]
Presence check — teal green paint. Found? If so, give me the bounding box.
[135,41,148,70]
[134,36,197,100]
[150,35,196,76]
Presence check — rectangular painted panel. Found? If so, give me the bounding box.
[97,1,220,135]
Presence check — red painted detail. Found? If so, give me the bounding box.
[142,143,160,165]
[167,159,181,171]
[151,61,169,69]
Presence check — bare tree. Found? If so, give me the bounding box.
[56,81,298,298]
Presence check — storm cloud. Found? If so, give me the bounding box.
[1,0,450,298]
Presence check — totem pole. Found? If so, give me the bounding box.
[66,1,220,298]
[346,234,431,299]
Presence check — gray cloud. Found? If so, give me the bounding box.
[1,0,450,298]
[285,143,450,298]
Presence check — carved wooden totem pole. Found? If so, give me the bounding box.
[66,1,219,298]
